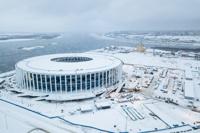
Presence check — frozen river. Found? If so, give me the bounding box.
[0,31,199,73]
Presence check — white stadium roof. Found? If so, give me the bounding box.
[16,53,122,75]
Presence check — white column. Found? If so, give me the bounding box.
[98,72,100,89]
[108,70,110,86]
[21,70,24,88]
[90,73,92,91]
[22,71,24,89]
[15,68,18,87]
[19,69,21,88]
[36,74,39,91]
[23,71,26,89]
[50,75,52,93]
[104,72,106,87]
[27,72,30,90]
[115,68,117,83]
[110,69,113,85]
[113,69,115,84]
[17,68,19,88]
[85,74,87,91]
[16,68,18,88]
[33,73,35,91]
[110,70,112,86]
[18,69,20,88]
[28,73,32,90]
[111,69,113,85]
[60,75,62,93]
[18,69,21,88]
[112,68,115,84]
[105,71,107,87]
[25,72,28,90]
[70,75,72,93]
[55,75,57,93]
[65,75,67,93]
[40,74,43,92]
[114,68,116,83]
[94,73,96,89]
[45,75,47,92]
[25,72,29,90]
[24,72,27,89]
[102,72,104,87]
[80,74,82,91]
[17,69,19,88]
[75,74,77,93]
[115,68,117,84]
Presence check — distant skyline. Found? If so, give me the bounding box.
[0,0,200,33]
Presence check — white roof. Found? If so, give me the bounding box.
[95,101,111,108]
[184,80,194,99]
[185,70,193,79]
[80,105,93,112]
[16,53,122,75]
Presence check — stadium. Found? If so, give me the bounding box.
[15,53,122,96]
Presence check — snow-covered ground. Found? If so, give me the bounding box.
[101,31,200,47]
[0,46,200,133]
[0,99,83,133]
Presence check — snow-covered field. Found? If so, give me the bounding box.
[0,46,200,133]
[98,31,200,47]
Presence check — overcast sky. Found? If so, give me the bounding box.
[0,0,200,33]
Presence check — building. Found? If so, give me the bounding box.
[185,70,193,80]
[184,80,194,100]
[15,53,122,94]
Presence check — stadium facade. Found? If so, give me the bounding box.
[15,53,122,94]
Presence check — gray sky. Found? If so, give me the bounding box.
[0,0,200,32]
